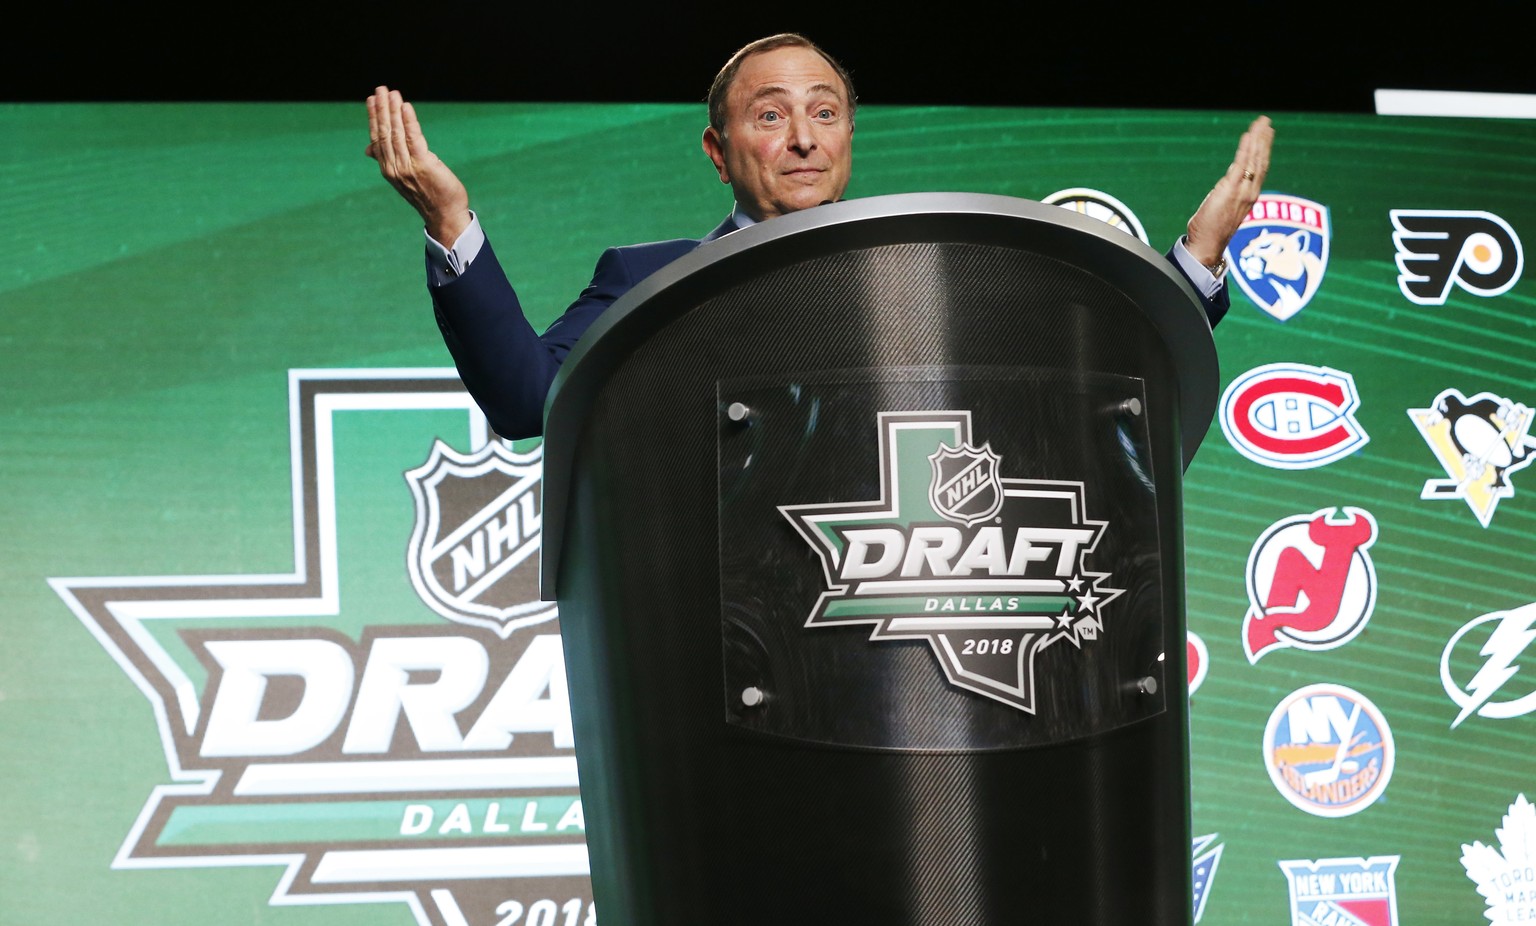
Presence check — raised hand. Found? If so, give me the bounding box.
[366,86,472,246]
[1185,115,1275,269]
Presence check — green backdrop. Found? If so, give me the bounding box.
[2,101,1532,925]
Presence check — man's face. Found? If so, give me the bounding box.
[702,45,853,222]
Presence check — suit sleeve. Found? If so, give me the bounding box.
[1163,248,1230,329]
[429,240,636,440]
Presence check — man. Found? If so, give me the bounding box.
[367,33,1273,440]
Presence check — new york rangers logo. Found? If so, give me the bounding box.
[928,442,1003,526]
[1264,683,1395,818]
[1391,209,1523,305]
[405,440,558,636]
[1220,363,1368,469]
[781,410,1122,714]
[1243,508,1379,663]
[1279,856,1401,926]
[1226,193,1331,322]
[1408,388,1535,527]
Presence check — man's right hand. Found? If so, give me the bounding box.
[366,86,472,246]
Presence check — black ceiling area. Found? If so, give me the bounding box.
[14,5,1534,113]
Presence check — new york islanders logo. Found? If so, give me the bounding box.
[1440,601,1536,729]
[1263,683,1394,817]
[1279,855,1401,926]
[1226,193,1331,322]
[1220,363,1369,469]
[1391,210,1523,305]
[1242,508,1380,663]
[780,410,1122,713]
[1408,388,1535,527]
[406,439,558,636]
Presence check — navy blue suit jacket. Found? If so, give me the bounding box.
[430,215,1227,440]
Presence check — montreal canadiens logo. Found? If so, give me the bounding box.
[1220,363,1368,469]
[405,439,558,636]
[1263,683,1394,818]
[1226,193,1331,322]
[1243,507,1379,663]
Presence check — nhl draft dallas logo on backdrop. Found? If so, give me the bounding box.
[780,410,1122,713]
[1225,192,1330,322]
[1278,855,1400,926]
[51,370,591,926]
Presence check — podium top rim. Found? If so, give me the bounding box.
[539,191,1220,597]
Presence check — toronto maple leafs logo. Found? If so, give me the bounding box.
[780,410,1122,713]
[1462,794,1536,921]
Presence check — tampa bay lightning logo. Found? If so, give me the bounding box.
[1226,193,1331,322]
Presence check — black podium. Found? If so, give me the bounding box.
[540,193,1218,925]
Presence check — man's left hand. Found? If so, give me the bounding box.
[1185,115,1275,269]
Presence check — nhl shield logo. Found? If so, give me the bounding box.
[928,442,1003,527]
[405,439,557,637]
[1226,193,1331,322]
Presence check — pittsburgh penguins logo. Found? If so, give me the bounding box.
[1408,388,1536,527]
[1391,210,1524,305]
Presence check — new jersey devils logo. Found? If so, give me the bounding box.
[1243,507,1379,663]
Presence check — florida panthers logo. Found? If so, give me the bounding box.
[1226,193,1330,322]
[1243,507,1379,663]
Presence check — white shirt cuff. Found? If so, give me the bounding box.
[425,210,486,285]
[1171,236,1226,299]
